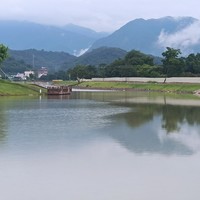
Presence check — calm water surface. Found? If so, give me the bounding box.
[0,91,200,200]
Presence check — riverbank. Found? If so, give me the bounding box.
[1,79,200,96]
[75,81,200,95]
[0,80,46,96]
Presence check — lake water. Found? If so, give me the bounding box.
[0,91,200,200]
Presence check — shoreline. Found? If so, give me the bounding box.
[1,80,200,97]
[74,81,200,95]
[73,85,195,94]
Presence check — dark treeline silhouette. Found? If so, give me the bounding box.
[3,46,200,81]
[64,47,200,80]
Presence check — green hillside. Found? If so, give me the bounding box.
[62,47,127,69]
[0,80,46,96]
[8,49,76,72]
[2,47,128,73]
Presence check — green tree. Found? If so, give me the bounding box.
[0,44,9,79]
[162,47,185,77]
[104,50,154,77]
[105,64,138,77]
[67,65,97,80]
[97,63,107,78]
[185,53,200,74]
[137,64,163,77]
[125,50,154,66]
[0,44,8,64]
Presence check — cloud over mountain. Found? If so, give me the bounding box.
[157,21,200,54]
[1,17,200,56]
[90,17,198,56]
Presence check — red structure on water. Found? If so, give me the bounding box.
[47,86,72,95]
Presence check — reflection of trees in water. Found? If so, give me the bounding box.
[0,98,9,144]
[161,106,184,133]
[112,102,200,134]
[0,110,7,143]
[162,105,200,133]
[113,104,158,128]
[106,102,200,155]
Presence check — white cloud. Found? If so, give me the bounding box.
[157,21,200,53]
[0,0,200,32]
[158,125,200,153]
[73,47,90,57]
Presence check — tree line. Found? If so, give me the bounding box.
[2,43,200,81]
[63,47,200,80]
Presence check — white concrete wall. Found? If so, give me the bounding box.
[83,77,200,83]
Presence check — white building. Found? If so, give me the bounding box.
[24,70,34,78]
[14,73,26,81]
[38,67,48,78]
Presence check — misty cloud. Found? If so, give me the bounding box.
[1,0,200,32]
[73,47,90,57]
[157,21,200,53]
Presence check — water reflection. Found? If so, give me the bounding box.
[1,92,200,200]
[0,98,8,144]
[105,102,200,155]
[71,91,200,155]
[1,92,200,156]
[0,110,6,143]
[110,103,200,132]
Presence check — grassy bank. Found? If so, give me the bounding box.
[76,81,200,94]
[1,79,200,96]
[0,80,46,96]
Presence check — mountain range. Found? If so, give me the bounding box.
[2,47,127,73]
[0,20,108,56]
[1,16,200,74]
[1,17,200,57]
[91,16,199,55]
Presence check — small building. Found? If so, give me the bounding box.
[13,73,26,81]
[24,70,34,78]
[38,67,48,78]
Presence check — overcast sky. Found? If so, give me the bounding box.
[0,0,199,32]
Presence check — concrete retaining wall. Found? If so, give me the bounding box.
[81,77,200,83]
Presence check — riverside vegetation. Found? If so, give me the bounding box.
[1,42,200,96]
[1,79,200,96]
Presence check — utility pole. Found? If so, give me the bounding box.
[32,54,35,69]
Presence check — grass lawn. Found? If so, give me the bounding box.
[77,81,200,94]
[0,80,46,96]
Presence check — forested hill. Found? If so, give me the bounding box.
[1,49,76,73]
[2,47,128,73]
[9,49,76,71]
[91,17,199,56]
[62,47,127,69]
